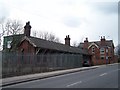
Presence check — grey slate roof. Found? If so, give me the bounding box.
[80,40,114,48]
[21,36,89,55]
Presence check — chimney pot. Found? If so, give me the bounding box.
[68,35,69,38]
[65,35,70,46]
[84,37,89,49]
[100,36,106,45]
[24,21,31,37]
[66,35,67,38]
[84,37,88,43]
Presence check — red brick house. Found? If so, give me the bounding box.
[3,21,92,75]
[80,37,115,65]
[3,21,115,67]
[17,22,91,68]
[17,22,89,56]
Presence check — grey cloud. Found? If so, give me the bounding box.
[63,17,81,28]
[90,2,118,14]
[0,1,10,20]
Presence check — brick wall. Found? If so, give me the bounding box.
[82,37,115,65]
[18,40,35,54]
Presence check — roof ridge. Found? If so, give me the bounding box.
[29,36,66,46]
[22,36,86,54]
[4,34,24,37]
[29,36,81,49]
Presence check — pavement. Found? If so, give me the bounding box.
[2,63,119,88]
[1,65,99,87]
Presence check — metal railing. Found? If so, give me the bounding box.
[2,52,83,78]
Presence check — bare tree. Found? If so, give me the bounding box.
[32,30,61,43]
[0,19,23,36]
[115,44,120,55]
[0,17,6,48]
[41,31,49,40]
[0,17,6,36]
[49,33,61,43]
[72,41,78,47]
[32,30,37,37]
[114,44,120,63]
[0,18,24,50]
[5,19,24,35]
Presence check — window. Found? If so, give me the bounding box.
[7,41,12,48]
[111,49,113,54]
[100,55,104,60]
[106,56,108,60]
[21,48,24,53]
[100,48,105,54]
[106,49,108,53]
[92,46,95,53]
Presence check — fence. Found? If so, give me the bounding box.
[0,51,2,79]
[2,52,83,78]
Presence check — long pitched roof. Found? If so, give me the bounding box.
[21,36,89,55]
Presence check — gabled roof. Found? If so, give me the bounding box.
[4,34,25,38]
[88,42,99,49]
[20,36,89,55]
[3,34,25,52]
[80,40,114,49]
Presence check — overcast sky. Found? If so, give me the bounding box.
[0,0,119,46]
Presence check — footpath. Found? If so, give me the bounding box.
[1,66,99,87]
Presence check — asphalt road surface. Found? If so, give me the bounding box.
[3,63,119,88]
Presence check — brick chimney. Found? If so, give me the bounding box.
[65,35,70,46]
[24,21,31,37]
[100,36,106,46]
[84,37,89,49]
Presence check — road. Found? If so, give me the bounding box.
[3,63,119,88]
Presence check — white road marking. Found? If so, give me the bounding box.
[99,73,107,76]
[3,71,83,88]
[66,81,82,87]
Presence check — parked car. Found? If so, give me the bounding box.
[82,60,90,67]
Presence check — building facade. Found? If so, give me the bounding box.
[2,22,91,72]
[3,21,115,66]
[80,37,115,65]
